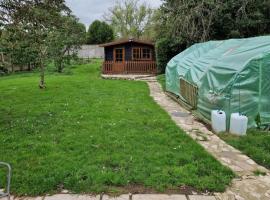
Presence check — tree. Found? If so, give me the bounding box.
[155,0,270,72]
[49,16,86,72]
[105,0,153,39]
[87,20,114,44]
[157,0,221,45]
[0,0,70,88]
[141,9,162,41]
[156,38,185,73]
[159,0,270,42]
[0,27,39,71]
[212,0,270,39]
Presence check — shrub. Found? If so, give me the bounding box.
[155,37,186,74]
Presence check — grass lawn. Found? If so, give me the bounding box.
[0,60,234,196]
[157,74,166,91]
[220,130,270,170]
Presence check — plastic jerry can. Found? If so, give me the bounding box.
[211,110,226,133]
[230,113,248,136]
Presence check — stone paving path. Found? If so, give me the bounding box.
[101,74,155,81]
[6,194,215,200]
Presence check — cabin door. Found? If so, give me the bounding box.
[113,48,125,73]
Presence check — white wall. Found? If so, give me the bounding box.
[77,45,104,59]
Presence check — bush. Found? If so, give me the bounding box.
[0,66,9,76]
[155,37,186,73]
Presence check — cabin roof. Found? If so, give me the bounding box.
[100,38,154,47]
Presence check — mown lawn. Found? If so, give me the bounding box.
[0,60,234,196]
[220,130,270,170]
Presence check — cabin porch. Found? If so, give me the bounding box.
[102,60,157,74]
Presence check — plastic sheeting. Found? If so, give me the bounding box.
[166,36,270,127]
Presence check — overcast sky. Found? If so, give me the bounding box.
[66,0,162,28]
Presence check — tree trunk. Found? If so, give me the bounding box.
[39,59,46,89]
[66,49,71,65]
[57,60,63,73]
[1,52,4,62]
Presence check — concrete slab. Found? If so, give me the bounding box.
[11,197,43,200]
[44,194,98,200]
[133,194,187,200]
[188,195,216,200]
[102,195,129,200]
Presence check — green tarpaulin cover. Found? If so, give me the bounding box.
[166,36,270,127]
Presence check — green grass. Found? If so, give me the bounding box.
[220,130,270,169]
[0,60,234,196]
[157,74,166,91]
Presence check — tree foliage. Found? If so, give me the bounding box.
[87,20,114,44]
[49,16,86,72]
[156,38,185,73]
[212,0,270,39]
[155,0,270,72]
[105,0,153,39]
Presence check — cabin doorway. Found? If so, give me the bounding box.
[113,48,125,73]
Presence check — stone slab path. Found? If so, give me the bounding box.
[4,194,215,200]
[101,74,156,81]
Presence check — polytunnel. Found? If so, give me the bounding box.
[166,36,270,127]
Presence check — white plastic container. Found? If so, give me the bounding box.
[211,110,226,133]
[230,113,248,136]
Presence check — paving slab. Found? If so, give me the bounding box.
[102,195,130,200]
[101,74,155,81]
[133,194,187,200]
[188,195,216,200]
[12,197,43,200]
[44,194,98,200]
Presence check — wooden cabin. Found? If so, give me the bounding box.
[100,38,157,74]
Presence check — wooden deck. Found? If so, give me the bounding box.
[102,61,157,74]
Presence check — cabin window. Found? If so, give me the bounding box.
[142,48,151,59]
[115,48,124,62]
[132,48,141,60]
[132,48,152,60]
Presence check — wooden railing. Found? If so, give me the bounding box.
[102,61,157,74]
[102,61,114,74]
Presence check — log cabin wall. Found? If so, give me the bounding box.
[104,42,155,62]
